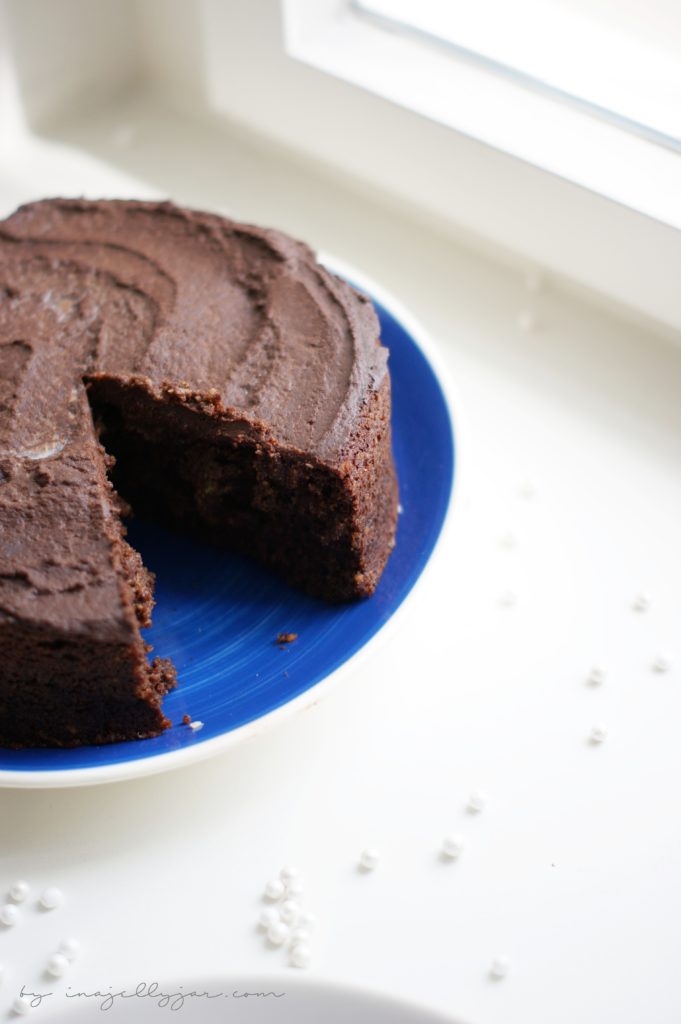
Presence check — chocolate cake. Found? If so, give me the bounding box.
[0,199,397,748]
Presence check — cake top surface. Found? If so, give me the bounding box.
[0,198,387,461]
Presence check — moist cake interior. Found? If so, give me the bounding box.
[88,377,385,603]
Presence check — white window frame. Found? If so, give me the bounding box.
[201,0,681,335]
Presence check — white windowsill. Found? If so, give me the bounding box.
[286,0,681,231]
[197,0,681,335]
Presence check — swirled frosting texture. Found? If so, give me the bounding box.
[0,199,387,462]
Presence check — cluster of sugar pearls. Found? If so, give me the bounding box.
[259,868,314,968]
[1,882,66,927]
[0,880,80,1014]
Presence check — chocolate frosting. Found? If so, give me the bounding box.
[0,199,389,634]
[0,199,387,459]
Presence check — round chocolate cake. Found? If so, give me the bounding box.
[0,199,398,748]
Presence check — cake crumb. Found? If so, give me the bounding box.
[277,632,298,646]
[182,714,192,725]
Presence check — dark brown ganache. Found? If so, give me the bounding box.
[0,199,398,748]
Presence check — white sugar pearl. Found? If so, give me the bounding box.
[58,938,80,962]
[264,878,285,901]
[467,791,487,813]
[279,900,300,925]
[9,881,29,903]
[587,665,607,686]
[632,593,651,612]
[46,953,68,978]
[259,907,280,930]
[517,310,536,332]
[298,912,316,929]
[359,848,379,870]
[498,590,516,608]
[40,887,64,910]
[289,927,311,946]
[267,921,290,946]
[290,942,311,968]
[442,834,464,859]
[285,876,304,897]
[589,725,608,744]
[490,956,510,979]
[652,655,671,673]
[12,995,30,1015]
[279,866,298,884]
[397,503,404,515]
[0,904,20,926]
[188,720,204,732]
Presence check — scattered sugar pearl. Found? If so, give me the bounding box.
[442,834,464,859]
[397,503,404,515]
[259,907,280,930]
[39,887,64,910]
[264,878,285,901]
[279,900,300,925]
[46,953,69,978]
[285,876,304,898]
[279,866,298,884]
[188,720,204,732]
[587,665,607,686]
[589,725,608,745]
[290,942,311,968]
[652,655,670,673]
[632,593,651,613]
[517,310,536,332]
[267,920,290,946]
[359,848,380,871]
[9,881,29,903]
[490,956,510,979]
[58,938,80,962]
[289,927,311,947]
[0,903,20,926]
[11,995,30,1015]
[467,791,487,813]
[498,590,516,608]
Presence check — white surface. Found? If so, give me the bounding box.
[1,95,681,1024]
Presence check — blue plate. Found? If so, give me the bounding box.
[0,283,454,784]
